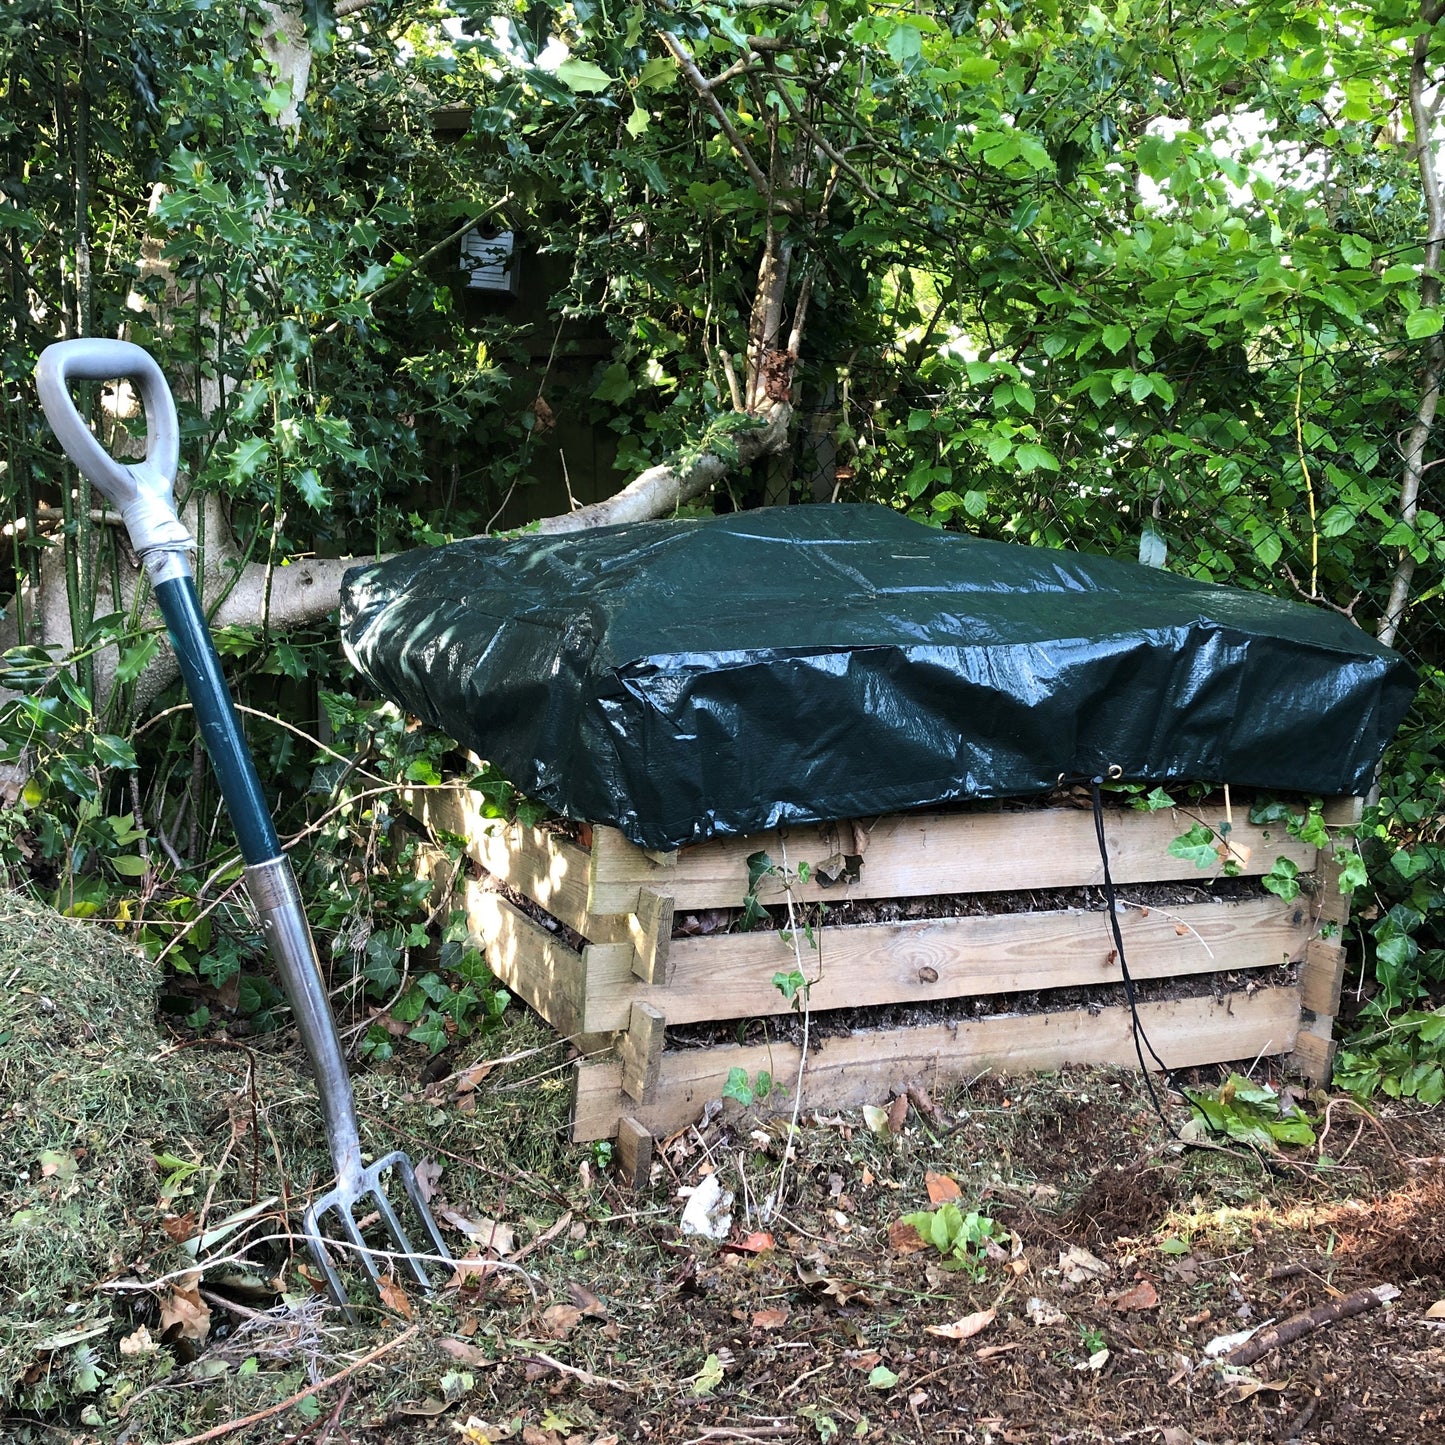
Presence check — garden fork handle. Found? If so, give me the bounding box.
[35,339,189,554]
[35,340,366,1193]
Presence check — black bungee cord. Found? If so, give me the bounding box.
[1086,774,1182,1139]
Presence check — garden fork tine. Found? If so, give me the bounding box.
[36,339,452,1314]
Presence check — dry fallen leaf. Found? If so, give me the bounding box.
[1026,1296,1067,1327]
[436,1336,489,1365]
[976,1342,1025,1361]
[540,1303,583,1340]
[1059,1246,1111,1283]
[861,1105,890,1134]
[440,1210,516,1256]
[119,1325,158,1358]
[160,1213,197,1243]
[453,1060,495,1094]
[378,1273,413,1319]
[924,1307,995,1341]
[888,1219,929,1255]
[1426,1299,1445,1319]
[413,1158,443,1202]
[726,1231,775,1254]
[1160,1429,1193,1445]
[752,1306,791,1330]
[398,1397,451,1418]
[158,1279,211,1345]
[924,1171,962,1205]
[1111,1278,1160,1312]
[796,1258,871,1306]
[447,1253,500,1290]
[886,1093,909,1133]
[567,1282,608,1318]
[1232,1379,1288,1402]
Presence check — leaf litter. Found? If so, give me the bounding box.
[6,886,1445,1442]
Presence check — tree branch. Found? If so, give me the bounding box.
[1379,0,1445,648]
[660,31,781,205]
[534,403,793,534]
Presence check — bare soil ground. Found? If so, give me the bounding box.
[11,1036,1445,1445]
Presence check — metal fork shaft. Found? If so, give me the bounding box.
[246,855,365,1193]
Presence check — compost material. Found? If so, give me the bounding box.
[341,504,1416,849]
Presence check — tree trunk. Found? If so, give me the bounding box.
[1379,0,1445,651]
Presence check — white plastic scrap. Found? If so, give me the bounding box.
[680,1173,735,1240]
[1204,1320,1273,1358]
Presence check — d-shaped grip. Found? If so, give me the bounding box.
[35,339,190,554]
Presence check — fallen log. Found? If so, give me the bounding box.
[1225,1283,1400,1367]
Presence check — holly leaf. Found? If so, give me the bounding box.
[555,59,614,94]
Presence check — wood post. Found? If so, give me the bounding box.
[1288,795,1360,1083]
[615,1116,654,1189]
[628,886,675,984]
[619,1001,666,1102]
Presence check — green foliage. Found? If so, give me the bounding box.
[1334,1008,1445,1104]
[738,850,775,933]
[1169,823,1227,872]
[722,1066,773,1107]
[1184,1073,1317,1149]
[2,0,1442,1103]
[897,1203,1005,1278]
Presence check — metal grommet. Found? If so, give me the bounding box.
[1107,764,1124,780]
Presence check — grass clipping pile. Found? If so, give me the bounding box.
[0,891,250,1412]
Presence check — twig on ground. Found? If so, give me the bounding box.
[1317,1095,1400,1163]
[161,1325,418,1445]
[509,1347,636,1393]
[684,1429,800,1443]
[316,1382,353,1445]
[1224,1283,1400,1367]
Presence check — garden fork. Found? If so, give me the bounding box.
[36,339,451,1317]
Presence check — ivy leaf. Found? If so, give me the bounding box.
[1169,824,1218,870]
[1262,857,1301,900]
[592,363,635,402]
[722,1067,754,1106]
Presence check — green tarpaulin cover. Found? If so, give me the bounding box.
[340,504,1416,850]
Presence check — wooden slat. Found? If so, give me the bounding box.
[587,808,1320,916]
[571,986,1303,1142]
[456,883,588,1040]
[411,787,602,938]
[577,895,1312,1033]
